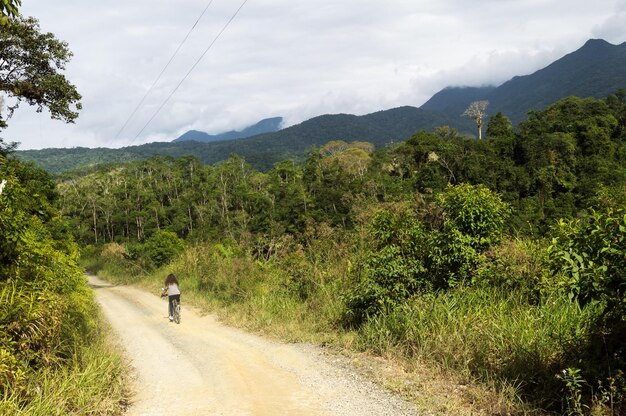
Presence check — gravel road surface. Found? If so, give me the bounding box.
[90,276,419,416]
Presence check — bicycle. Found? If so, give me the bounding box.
[172,297,181,324]
[161,288,181,324]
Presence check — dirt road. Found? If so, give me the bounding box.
[89,276,418,416]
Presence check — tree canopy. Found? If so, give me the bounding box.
[0,16,81,129]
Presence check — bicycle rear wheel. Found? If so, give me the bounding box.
[173,299,181,324]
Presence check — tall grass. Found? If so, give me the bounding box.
[1,344,127,415]
[163,243,347,342]
[356,287,601,409]
[0,314,128,415]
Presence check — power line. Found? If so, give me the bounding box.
[114,0,216,141]
[133,0,250,142]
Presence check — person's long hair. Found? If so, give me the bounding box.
[164,273,179,286]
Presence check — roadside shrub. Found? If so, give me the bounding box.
[143,230,185,267]
[436,183,511,250]
[344,184,511,325]
[473,238,547,298]
[343,204,428,325]
[547,208,626,412]
[427,183,511,288]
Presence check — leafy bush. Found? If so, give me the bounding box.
[0,155,121,411]
[436,183,511,250]
[142,230,185,267]
[548,208,626,317]
[344,184,511,325]
[343,203,428,325]
[547,208,626,413]
[473,238,547,298]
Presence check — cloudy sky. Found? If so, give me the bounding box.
[3,0,626,150]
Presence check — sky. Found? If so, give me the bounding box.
[2,0,626,150]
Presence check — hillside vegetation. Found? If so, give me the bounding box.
[66,92,626,414]
[0,11,128,414]
[0,145,127,414]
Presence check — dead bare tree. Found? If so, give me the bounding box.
[462,100,489,140]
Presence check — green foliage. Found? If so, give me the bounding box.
[344,204,428,324]
[356,288,602,412]
[547,209,626,316]
[546,208,626,414]
[486,112,515,139]
[0,0,20,26]
[560,367,587,416]
[473,238,547,297]
[436,183,510,249]
[345,184,510,324]
[0,153,124,412]
[0,17,82,127]
[142,230,185,268]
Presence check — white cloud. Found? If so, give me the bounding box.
[593,2,626,43]
[2,0,624,150]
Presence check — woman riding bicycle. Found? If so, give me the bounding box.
[161,273,181,322]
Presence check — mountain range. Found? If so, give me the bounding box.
[172,117,283,143]
[16,38,626,174]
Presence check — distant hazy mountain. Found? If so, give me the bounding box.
[421,39,626,124]
[172,117,283,143]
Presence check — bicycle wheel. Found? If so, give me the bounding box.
[173,299,181,324]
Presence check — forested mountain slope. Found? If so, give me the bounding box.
[18,106,461,174]
[17,39,626,175]
[421,39,626,124]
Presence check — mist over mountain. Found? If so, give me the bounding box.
[421,39,626,124]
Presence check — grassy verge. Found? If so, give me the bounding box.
[0,310,129,415]
[357,288,600,412]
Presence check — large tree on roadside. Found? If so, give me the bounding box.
[0,16,82,130]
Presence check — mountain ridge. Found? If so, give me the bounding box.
[421,39,626,123]
[16,38,626,174]
[172,117,283,143]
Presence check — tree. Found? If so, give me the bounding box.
[0,0,20,25]
[486,112,514,139]
[463,100,489,140]
[0,17,82,128]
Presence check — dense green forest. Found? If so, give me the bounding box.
[67,92,626,414]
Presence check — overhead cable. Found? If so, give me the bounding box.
[133,0,250,142]
[114,0,216,141]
